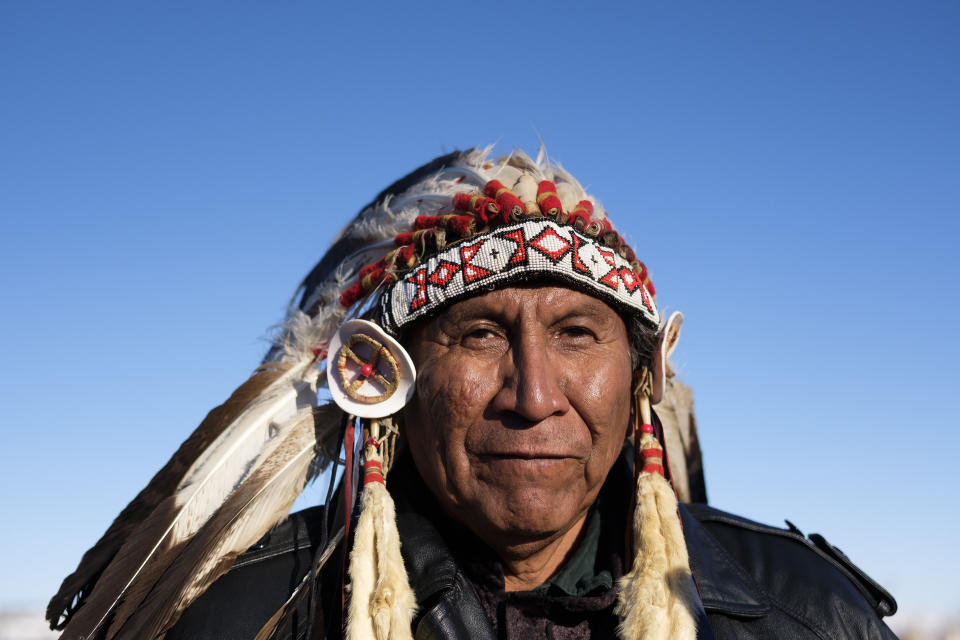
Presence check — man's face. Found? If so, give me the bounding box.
[402,284,633,551]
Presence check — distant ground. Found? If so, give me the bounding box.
[895,614,960,640]
[0,611,57,640]
[2,608,957,639]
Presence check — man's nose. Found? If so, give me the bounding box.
[494,332,570,424]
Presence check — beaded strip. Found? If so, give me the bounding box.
[380,219,659,332]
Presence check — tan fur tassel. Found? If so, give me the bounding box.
[615,395,699,640]
[346,420,416,640]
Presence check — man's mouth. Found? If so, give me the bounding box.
[474,451,577,461]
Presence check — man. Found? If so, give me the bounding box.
[49,149,898,639]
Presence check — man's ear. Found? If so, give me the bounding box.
[651,311,683,405]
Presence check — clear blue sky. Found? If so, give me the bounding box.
[1,0,957,629]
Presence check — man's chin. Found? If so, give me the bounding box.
[468,487,586,544]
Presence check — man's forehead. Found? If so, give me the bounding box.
[434,284,625,325]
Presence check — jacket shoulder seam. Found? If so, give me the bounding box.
[689,504,894,622]
[232,541,311,569]
[688,505,807,541]
[767,597,834,640]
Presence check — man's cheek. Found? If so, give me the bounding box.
[426,366,490,427]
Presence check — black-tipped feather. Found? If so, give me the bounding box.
[47,364,292,631]
[111,410,320,640]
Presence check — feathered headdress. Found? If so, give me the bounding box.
[49,147,699,640]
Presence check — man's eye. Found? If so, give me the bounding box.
[463,327,498,342]
[561,326,594,338]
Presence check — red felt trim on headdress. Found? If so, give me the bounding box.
[394,232,414,246]
[569,200,593,227]
[415,214,475,237]
[396,244,417,268]
[414,215,442,230]
[484,179,525,224]
[453,192,499,224]
[536,180,563,216]
[339,281,365,307]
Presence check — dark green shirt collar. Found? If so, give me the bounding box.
[534,505,613,597]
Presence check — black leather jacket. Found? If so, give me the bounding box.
[169,457,897,640]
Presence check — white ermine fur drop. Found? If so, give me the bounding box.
[346,481,416,640]
[615,430,699,640]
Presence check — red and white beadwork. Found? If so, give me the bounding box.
[380,219,660,332]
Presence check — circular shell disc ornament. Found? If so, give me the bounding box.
[326,319,416,419]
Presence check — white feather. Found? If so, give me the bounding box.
[59,358,317,640]
[172,357,316,524]
[556,182,579,213]
[513,174,539,212]
[489,164,523,189]
[113,407,320,639]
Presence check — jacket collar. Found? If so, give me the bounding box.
[679,503,771,618]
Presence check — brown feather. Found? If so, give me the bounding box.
[112,410,319,640]
[313,402,345,462]
[51,362,292,636]
[102,402,341,638]
[252,405,345,640]
[106,394,337,639]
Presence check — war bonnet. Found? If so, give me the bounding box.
[48,148,698,640]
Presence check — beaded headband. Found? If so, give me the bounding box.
[333,163,659,336]
[380,218,659,332]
